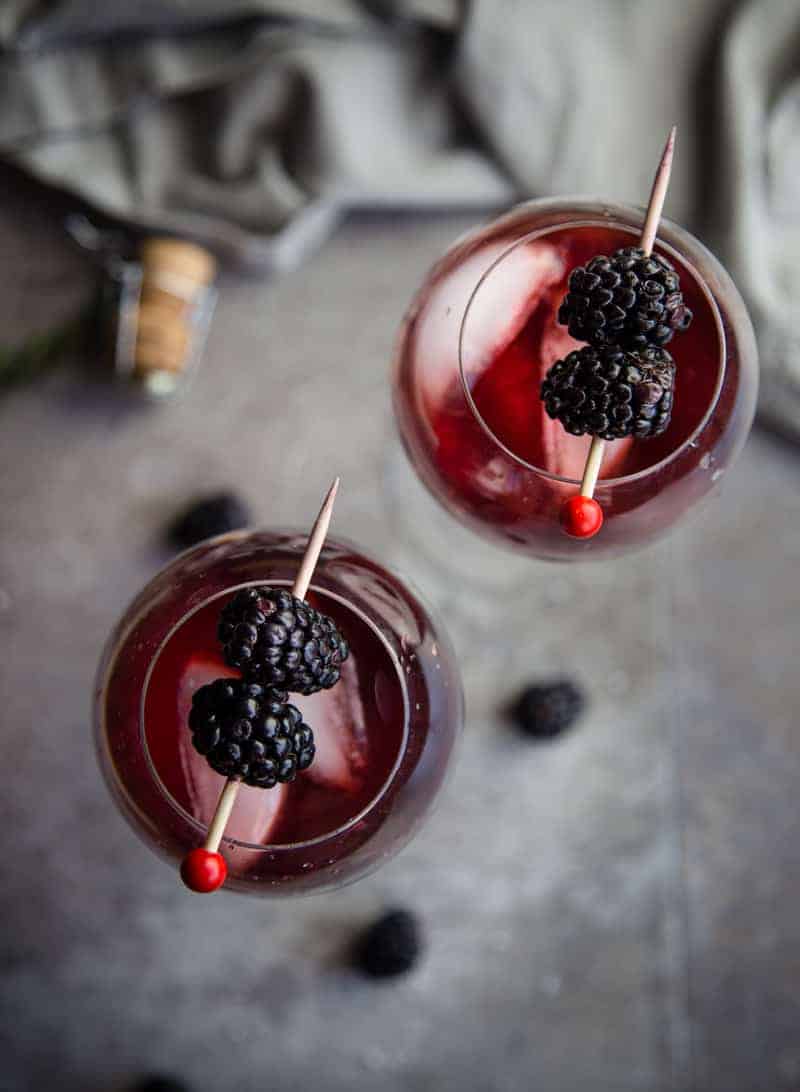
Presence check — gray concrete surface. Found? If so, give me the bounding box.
[0,183,798,1092]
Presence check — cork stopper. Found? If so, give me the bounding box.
[133,237,217,395]
[140,238,217,287]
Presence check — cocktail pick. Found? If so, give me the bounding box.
[180,477,340,893]
[560,126,676,539]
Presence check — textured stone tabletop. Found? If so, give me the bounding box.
[1,182,799,1092]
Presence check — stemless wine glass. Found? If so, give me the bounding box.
[94,531,462,896]
[393,198,758,561]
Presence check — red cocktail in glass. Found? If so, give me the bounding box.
[393,199,758,560]
[95,531,462,895]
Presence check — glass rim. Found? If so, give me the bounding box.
[138,577,411,853]
[457,202,727,488]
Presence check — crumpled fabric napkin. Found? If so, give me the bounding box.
[0,1,512,268]
[720,0,800,437]
[0,0,797,433]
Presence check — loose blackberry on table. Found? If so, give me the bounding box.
[509,679,586,740]
[188,678,315,786]
[132,1077,192,1092]
[558,246,693,351]
[167,491,251,550]
[353,908,423,978]
[218,585,349,694]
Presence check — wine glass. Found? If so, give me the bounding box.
[94,530,463,896]
[393,198,758,562]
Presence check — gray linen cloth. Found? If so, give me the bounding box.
[0,0,797,433]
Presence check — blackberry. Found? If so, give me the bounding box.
[510,679,585,739]
[168,492,251,550]
[353,909,422,978]
[132,1079,192,1092]
[558,246,693,350]
[188,678,315,787]
[218,586,349,695]
[541,344,675,441]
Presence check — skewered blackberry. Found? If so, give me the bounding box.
[188,678,315,786]
[541,344,675,441]
[558,247,693,350]
[218,586,349,694]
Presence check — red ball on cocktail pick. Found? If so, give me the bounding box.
[560,126,677,539]
[179,477,341,894]
[181,847,227,893]
[560,495,603,539]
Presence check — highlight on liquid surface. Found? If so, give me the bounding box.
[438,222,723,482]
[143,586,407,848]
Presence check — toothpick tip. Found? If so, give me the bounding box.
[317,477,340,522]
[291,477,341,601]
[639,127,678,255]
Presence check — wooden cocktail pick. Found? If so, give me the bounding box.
[561,126,676,539]
[180,477,340,893]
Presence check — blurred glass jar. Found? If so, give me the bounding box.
[66,216,218,400]
[111,237,218,399]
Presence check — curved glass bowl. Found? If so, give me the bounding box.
[393,199,759,560]
[94,531,463,896]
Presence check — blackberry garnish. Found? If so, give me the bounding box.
[558,246,693,351]
[510,680,585,739]
[168,492,251,550]
[218,586,349,695]
[188,678,315,786]
[541,344,675,441]
[353,909,422,978]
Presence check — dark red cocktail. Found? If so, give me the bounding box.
[95,531,462,895]
[394,200,758,560]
